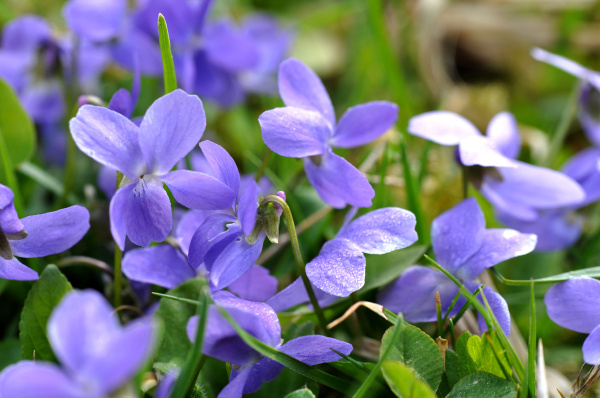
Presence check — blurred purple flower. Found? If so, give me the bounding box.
[70,89,237,248]
[409,111,585,221]
[0,290,155,396]
[545,277,600,364]
[378,198,537,336]
[260,58,398,208]
[186,291,351,398]
[0,184,90,281]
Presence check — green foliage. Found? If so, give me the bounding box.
[158,14,177,94]
[447,372,517,398]
[153,278,206,366]
[381,360,437,398]
[455,331,512,381]
[284,388,316,398]
[361,245,427,292]
[19,265,72,361]
[0,339,21,371]
[380,323,444,391]
[0,78,36,170]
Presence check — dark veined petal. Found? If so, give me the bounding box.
[124,178,172,247]
[109,182,137,250]
[237,180,259,236]
[139,89,206,174]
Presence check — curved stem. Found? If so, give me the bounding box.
[254,148,272,182]
[261,195,329,335]
[55,256,114,276]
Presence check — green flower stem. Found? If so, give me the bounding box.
[254,148,272,182]
[261,195,329,335]
[114,171,124,309]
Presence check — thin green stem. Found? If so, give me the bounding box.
[254,148,272,182]
[544,83,579,167]
[435,292,444,337]
[261,195,329,335]
[525,279,537,397]
[462,166,469,199]
[114,171,124,309]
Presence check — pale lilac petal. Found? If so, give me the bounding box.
[531,48,600,90]
[331,101,398,148]
[108,88,134,118]
[278,58,335,126]
[408,111,481,145]
[125,178,172,247]
[458,135,517,168]
[0,257,38,281]
[0,184,23,234]
[0,362,88,398]
[304,151,374,208]
[485,112,521,159]
[98,166,117,199]
[218,364,254,398]
[11,206,90,258]
[208,233,266,290]
[497,209,583,252]
[139,90,206,174]
[431,198,485,272]
[63,0,125,41]
[259,107,331,158]
[583,324,600,365]
[70,105,146,180]
[481,183,539,221]
[187,213,238,268]
[205,20,259,72]
[483,161,585,218]
[86,318,155,395]
[562,147,600,181]
[337,207,417,254]
[306,238,366,297]
[199,141,240,195]
[48,290,120,376]
[545,277,600,334]
[471,284,511,336]
[238,181,259,236]
[123,245,195,289]
[162,170,236,210]
[377,266,461,323]
[456,229,537,281]
[279,335,352,365]
[228,265,278,302]
[109,182,136,250]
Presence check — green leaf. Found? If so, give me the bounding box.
[0,338,21,371]
[0,78,36,168]
[284,387,316,398]
[437,349,461,396]
[456,331,512,381]
[447,372,517,398]
[169,280,209,398]
[380,322,444,391]
[19,265,72,361]
[381,361,436,398]
[154,278,205,365]
[158,14,177,94]
[361,245,427,292]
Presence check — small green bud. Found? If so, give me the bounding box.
[262,203,281,244]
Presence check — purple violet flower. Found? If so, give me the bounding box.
[545,277,600,364]
[378,198,537,336]
[0,289,155,397]
[409,111,585,221]
[0,184,90,281]
[259,58,398,208]
[69,89,237,248]
[186,291,352,398]
[186,141,276,290]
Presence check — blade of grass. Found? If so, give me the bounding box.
[169,283,210,398]
[352,314,404,398]
[158,14,177,94]
[490,266,600,285]
[217,306,351,394]
[152,292,201,306]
